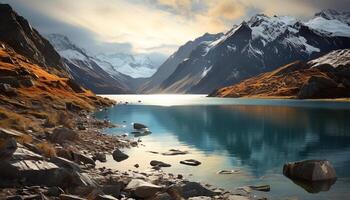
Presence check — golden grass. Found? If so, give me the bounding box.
[36,142,57,158]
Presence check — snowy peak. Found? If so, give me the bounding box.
[309,49,350,68]
[315,9,350,25]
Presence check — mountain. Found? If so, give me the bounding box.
[47,34,131,94]
[210,49,350,99]
[95,53,157,79]
[139,32,224,93]
[0,4,67,77]
[156,10,350,94]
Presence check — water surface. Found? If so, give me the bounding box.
[96,95,350,200]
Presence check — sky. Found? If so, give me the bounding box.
[2,0,349,63]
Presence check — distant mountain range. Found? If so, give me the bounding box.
[144,9,350,94]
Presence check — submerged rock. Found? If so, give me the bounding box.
[217,169,240,174]
[162,149,188,156]
[150,160,171,168]
[180,159,201,166]
[133,123,147,130]
[283,160,337,181]
[112,149,129,162]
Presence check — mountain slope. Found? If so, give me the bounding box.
[210,49,350,99]
[47,34,131,94]
[0,4,66,77]
[139,33,223,93]
[158,10,350,94]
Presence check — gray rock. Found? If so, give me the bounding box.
[51,156,82,172]
[51,127,79,144]
[112,149,129,162]
[180,159,201,166]
[152,192,173,200]
[125,179,163,198]
[162,149,188,156]
[59,194,87,200]
[95,195,118,200]
[0,83,17,96]
[46,186,64,197]
[72,152,95,166]
[181,182,217,198]
[20,78,35,87]
[297,75,338,99]
[101,183,123,198]
[248,185,270,192]
[133,123,147,130]
[150,160,171,168]
[0,77,20,87]
[92,152,107,163]
[283,160,337,181]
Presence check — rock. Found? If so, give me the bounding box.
[20,78,35,87]
[248,185,270,192]
[180,159,201,166]
[130,141,138,147]
[46,187,64,197]
[180,182,217,198]
[101,183,123,198]
[59,194,86,200]
[6,195,23,200]
[92,152,107,163]
[72,152,95,166]
[224,195,250,200]
[152,192,173,200]
[67,79,84,93]
[125,179,163,198]
[150,160,171,168]
[177,174,183,179]
[133,123,147,130]
[0,137,17,160]
[66,102,83,112]
[50,127,79,144]
[95,195,118,200]
[51,156,81,172]
[188,197,212,200]
[217,170,240,174]
[0,77,20,87]
[112,149,129,162]
[283,160,337,181]
[162,149,188,156]
[134,164,140,168]
[0,83,17,96]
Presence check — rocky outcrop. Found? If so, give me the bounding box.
[50,127,79,144]
[0,4,66,76]
[283,160,337,181]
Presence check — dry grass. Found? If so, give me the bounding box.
[36,142,57,158]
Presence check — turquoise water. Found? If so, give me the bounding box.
[96,95,350,200]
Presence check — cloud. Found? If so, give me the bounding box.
[2,0,349,58]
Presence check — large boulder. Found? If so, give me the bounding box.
[125,179,163,198]
[283,160,337,181]
[50,127,79,144]
[112,149,128,162]
[178,182,217,198]
[0,137,17,160]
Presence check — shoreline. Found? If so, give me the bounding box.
[0,103,262,200]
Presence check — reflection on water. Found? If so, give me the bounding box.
[96,95,350,200]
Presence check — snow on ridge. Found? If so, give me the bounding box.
[201,65,212,78]
[309,49,350,68]
[305,16,350,37]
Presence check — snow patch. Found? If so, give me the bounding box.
[201,65,212,78]
[306,17,350,37]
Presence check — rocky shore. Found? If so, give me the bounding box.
[0,107,268,200]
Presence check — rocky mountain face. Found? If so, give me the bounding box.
[47,34,131,94]
[0,4,67,77]
[154,10,350,94]
[139,33,224,93]
[210,49,350,99]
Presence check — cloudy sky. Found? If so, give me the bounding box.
[2,0,349,61]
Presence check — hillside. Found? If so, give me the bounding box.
[210,49,350,99]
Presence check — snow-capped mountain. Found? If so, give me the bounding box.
[155,10,350,94]
[47,34,131,94]
[139,32,223,93]
[95,53,157,79]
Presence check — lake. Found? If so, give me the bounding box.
[95,95,350,200]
